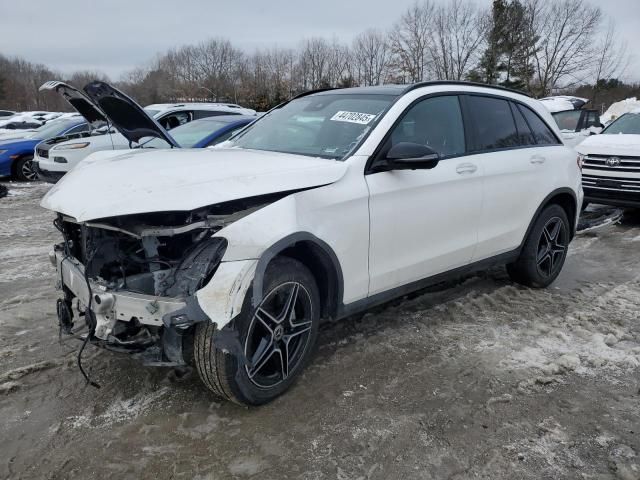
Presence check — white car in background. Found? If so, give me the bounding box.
[33,81,256,181]
[576,109,640,209]
[540,96,603,148]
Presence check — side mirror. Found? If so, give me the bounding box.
[385,142,440,170]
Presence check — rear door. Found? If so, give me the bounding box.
[366,94,483,295]
[466,95,563,260]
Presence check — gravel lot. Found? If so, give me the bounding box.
[1,181,639,480]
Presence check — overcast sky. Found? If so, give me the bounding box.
[2,0,639,81]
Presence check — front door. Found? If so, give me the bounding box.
[366,95,482,296]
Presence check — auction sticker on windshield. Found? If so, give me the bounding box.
[330,111,377,125]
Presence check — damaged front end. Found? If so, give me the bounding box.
[52,196,268,368]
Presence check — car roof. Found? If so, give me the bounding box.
[306,81,531,99]
[310,85,408,97]
[146,103,249,111]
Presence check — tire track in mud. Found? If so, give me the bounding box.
[319,276,640,388]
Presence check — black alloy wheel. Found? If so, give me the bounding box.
[244,281,314,389]
[535,216,567,279]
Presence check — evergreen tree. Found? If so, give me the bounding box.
[473,0,536,92]
[475,0,507,85]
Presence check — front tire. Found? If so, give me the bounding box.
[194,257,320,405]
[507,204,570,288]
[14,156,37,181]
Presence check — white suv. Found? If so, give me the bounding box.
[42,82,582,405]
[576,110,640,208]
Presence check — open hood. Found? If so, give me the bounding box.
[39,81,108,130]
[82,81,178,147]
[40,148,347,222]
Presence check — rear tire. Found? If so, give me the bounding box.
[194,257,320,405]
[507,204,570,288]
[13,156,37,181]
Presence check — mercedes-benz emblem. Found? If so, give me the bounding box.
[605,156,621,167]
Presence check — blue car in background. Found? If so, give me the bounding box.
[0,118,88,180]
[142,115,255,149]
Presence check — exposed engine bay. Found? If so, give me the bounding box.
[52,193,284,377]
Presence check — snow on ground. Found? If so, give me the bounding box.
[601,97,640,124]
[1,181,640,479]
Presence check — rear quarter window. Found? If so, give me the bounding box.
[517,104,560,145]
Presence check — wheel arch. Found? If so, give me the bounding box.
[251,232,344,320]
[522,188,578,245]
[10,151,33,176]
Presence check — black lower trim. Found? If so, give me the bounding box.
[585,193,640,208]
[337,248,520,319]
[33,162,65,183]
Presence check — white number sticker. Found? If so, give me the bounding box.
[330,111,377,125]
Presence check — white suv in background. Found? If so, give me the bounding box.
[33,81,256,182]
[42,82,582,405]
[576,110,640,208]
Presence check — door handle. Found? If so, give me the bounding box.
[456,163,477,174]
[530,155,546,164]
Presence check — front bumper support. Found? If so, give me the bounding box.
[53,247,187,340]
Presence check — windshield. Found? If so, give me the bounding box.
[143,119,231,148]
[229,94,395,159]
[602,113,640,135]
[552,110,582,132]
[32,120,83,139]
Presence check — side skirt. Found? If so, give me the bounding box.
[336,248,520,320]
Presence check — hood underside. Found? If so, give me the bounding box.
[40,148,347,222]
[39,81,108,130]
[40,80,178,147]
[83,81,178,147]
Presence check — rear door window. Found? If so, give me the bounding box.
[551,110,582,132]
[517,105,560,145]
[465,96,519,151]
[585,110,600,129]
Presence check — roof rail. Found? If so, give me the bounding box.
[403,81,531,98]
[292,87,341,99]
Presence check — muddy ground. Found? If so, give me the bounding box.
[0,181,639,480]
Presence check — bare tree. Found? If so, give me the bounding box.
[591,19,629,102]
[529,0,601,96]
[352,29,392,86]
[3,0,634,112]
[389,1,436,83]
[429,0,487,81]
[299,37,332,89]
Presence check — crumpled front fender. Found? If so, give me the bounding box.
[195,259,258,329]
